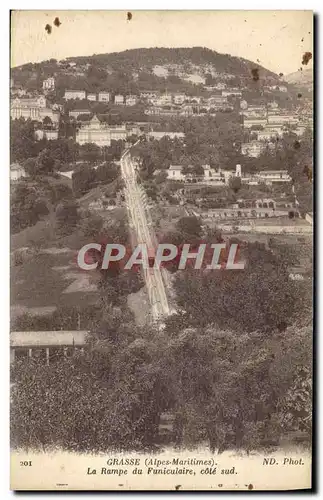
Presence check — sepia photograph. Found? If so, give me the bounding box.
[9,10,313,491]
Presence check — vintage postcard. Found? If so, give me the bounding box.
[10,10,313,491]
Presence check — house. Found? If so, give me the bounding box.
[167,165,185,180]
[255,170,291,185]
[242,105,267,118]
[125,95,138,106]
[257,128,284,141]
[10,163,26,182]
[173,94,186,105]
[42,77,55,91]
[267,114,299,126]
[241,141,266,158]
[114,95,124,105]
[222,90,242,97]
[87,93,97,101]
[207,95,228,109]
[69,109,92,119]
[215,82,226,90]
[243,117,268,129]
[98,92,110,102]
[156,94,173,106]
[64,90,86,100]
[147,131,185,140]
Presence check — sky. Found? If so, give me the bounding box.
[11,10,313,75]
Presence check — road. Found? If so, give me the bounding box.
[120,146,171,321]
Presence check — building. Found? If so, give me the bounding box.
[114,94,124,105]
[207,95,228,109]
[69,109,92,119]
[35,129,59,141]
[167,165,185,180]
[98,92,110,102]
[173,94,186,105]
[156,94,173,106]
[64,90,86,100]
[10,163,26,182]
[10,96,60,123]
[42,77,55,91]
[76,115,127,146]
[243,117,268,129]
[242,106,267,118]
[147,131,185,140]
[87,93,97,101]
[125,95,138,106]
[241,141,266,158]
[267,113,299,126]
[255,170,291,185]
[10,331,88,365]
[257,128,284,141]
[140,91,158,99]
[222,90,242,97]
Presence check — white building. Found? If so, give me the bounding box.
[156,94,173,106]
[148,131,185,140]
[87,93,97,101]
[42,77,55,92]
[34,129,59,141]
[243,117,268,129]
[267,114,299,126]
[98,92,110,102]
[10,163,26,182]
[76,115,127,146]
[114,95,124,105]
[64,90,86,100]
[10,96,60,123]
[167,165,185,180]
[173,94,186,105]
[69,109,92,119]
[125,95,138,106]
[241,141,266,158]
[255,170,291,185]
[222,90,242,97]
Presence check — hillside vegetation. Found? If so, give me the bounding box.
[11,46,280,96]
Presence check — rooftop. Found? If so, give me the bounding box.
[11,331,88,348]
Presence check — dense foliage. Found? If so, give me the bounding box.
[11,320,311,453]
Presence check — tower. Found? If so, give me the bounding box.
[236,164,242,177]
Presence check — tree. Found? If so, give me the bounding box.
[50,183,73,205]
[35,148,56,175]
[95,163,120,185]
[176,216,202,239]
[55,200,79,235]
[11,183,49,232]
[23,158,37,177]
[229,175,242,193]
[72,165,96,196]
[79,143,101,163]
[10,118,38,163]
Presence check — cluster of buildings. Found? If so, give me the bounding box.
[10,95,60,124]
[167,163,292,187]
[64,90,139,106]
[241,103,310,158]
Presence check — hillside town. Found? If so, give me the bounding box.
[10,39,313,462]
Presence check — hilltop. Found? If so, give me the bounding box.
[11,46,280,96]
[284,68,313,89]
